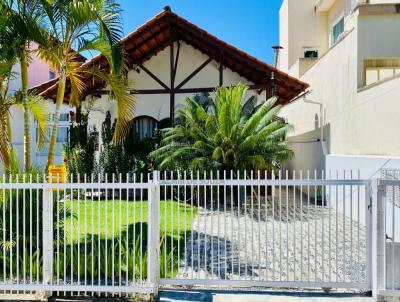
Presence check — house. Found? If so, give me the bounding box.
[7,43,81,171]
[278,0,400,177]
[30,6,308,168]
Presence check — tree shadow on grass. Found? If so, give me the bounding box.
[54,222,188,285]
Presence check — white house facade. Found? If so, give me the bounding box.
[32,6,308,168]
[278,0,400,178]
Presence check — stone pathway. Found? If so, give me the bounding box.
[176,188,367,285]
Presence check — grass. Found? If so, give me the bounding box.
[56,199,198,279]
[63,199,197,243]
[0,198,198,281]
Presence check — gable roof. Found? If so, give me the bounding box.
[32,6,308,104]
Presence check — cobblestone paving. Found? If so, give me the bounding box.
[176,188,367,285]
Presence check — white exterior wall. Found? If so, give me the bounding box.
[8,63,22,97]
[280,0,400,176]
[85,42,264,152]
[357,13,400,87]
[8,102,73,171]
[279,0,328,74]
[282,22,358,172]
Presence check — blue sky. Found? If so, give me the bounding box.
[118,0,283,65]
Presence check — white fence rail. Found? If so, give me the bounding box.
[0,170,397,298]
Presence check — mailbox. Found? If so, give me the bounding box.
[48,165,67,183]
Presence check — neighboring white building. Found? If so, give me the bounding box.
[33,6,307,167]
[279,0,400,178]
[4,43,82,172]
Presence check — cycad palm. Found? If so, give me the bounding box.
[151,83,294,171]
[37,0,135,172]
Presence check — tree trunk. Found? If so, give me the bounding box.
[46,73,66,173]
[20,49,30,171]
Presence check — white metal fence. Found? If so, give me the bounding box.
[0,170,397,298]
[158,170,371,290]
[0,174,157,298]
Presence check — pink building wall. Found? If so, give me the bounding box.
[28,42,57,87]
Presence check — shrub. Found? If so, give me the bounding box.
[64,113,97,176]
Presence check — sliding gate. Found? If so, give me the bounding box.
[158,171,372,290]
[0,171,373,298]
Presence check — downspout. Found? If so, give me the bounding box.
[303,97,328,155]
[303,98,323,142]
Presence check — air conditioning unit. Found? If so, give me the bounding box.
[304,50,318,59]
[302,47,319,59]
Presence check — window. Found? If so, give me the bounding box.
[132,116,158,140]
[49,70,56,80]
[56,127,69,143]
[36,113,70,156]
[36,126,69,156]
[36,127,69,143]
[59,113,70,122]
[51,113,70,122]
[331,17,344,45]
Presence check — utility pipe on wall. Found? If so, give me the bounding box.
[303,97,324,142]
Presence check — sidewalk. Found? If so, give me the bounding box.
[158,290,374,302]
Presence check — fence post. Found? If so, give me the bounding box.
[370,179,378,297]
[375,181,386,297]
[42,177,54,296]
[147,171,160,296]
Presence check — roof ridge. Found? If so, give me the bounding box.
[31,7,309,103]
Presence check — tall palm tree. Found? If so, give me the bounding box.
[0,60,14,170]
[0,49,49,173]
[151,83,294,171]
[3,0,49,170]
[37,0,135,172]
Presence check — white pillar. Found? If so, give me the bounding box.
[42,182,54,294]
[147,171,160,296]
[376,182,387,297]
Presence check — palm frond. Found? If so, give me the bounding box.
[151,83,294,171]
[26,94,50,150]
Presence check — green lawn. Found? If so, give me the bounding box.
[63,199,197,243]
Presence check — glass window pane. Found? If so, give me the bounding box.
[133,116,158,140]
[59,113,69,122]
[332,18,344,45]
[56,127,69,143]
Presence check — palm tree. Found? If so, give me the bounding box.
[37,0,135,172]
[3,0,49,170]
[0,49,49,173]
[151,83,294,172]
[0,64,14,170]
